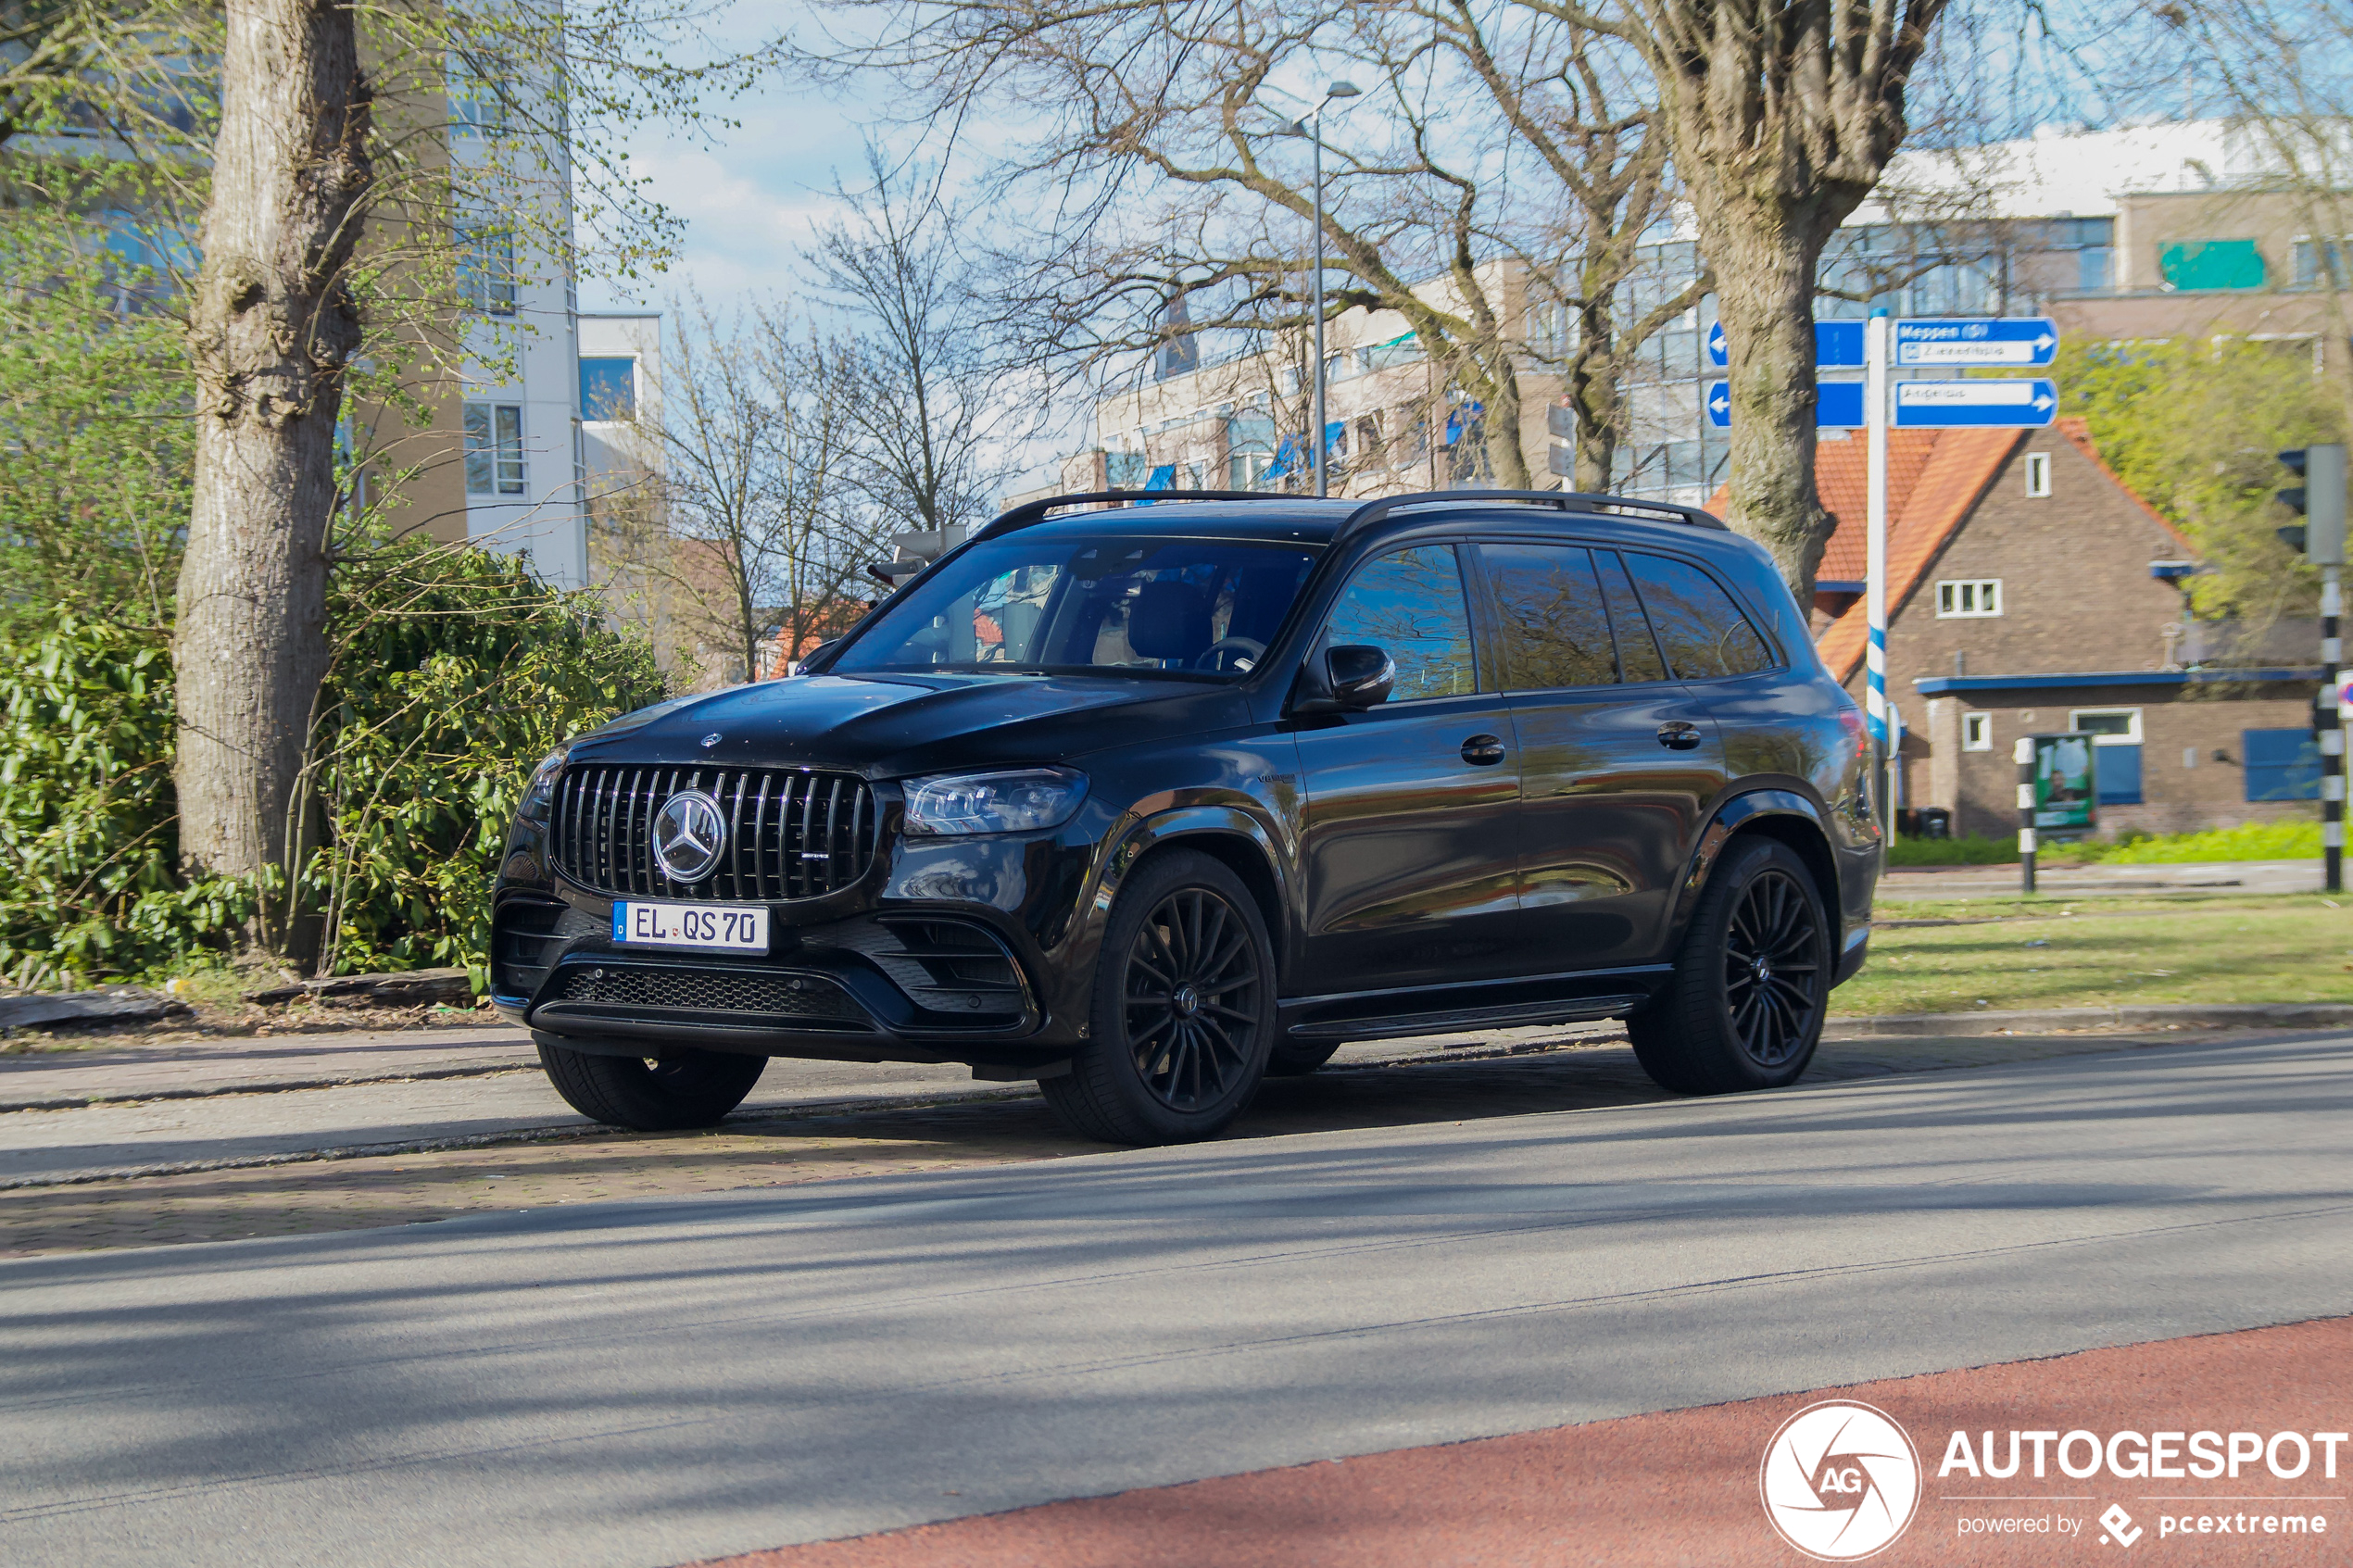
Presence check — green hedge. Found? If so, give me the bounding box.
[0,547,667,990]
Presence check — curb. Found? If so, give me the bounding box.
[1824,1001,2353,1038]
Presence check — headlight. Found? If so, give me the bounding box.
[517,748,570,822]
[901,768,1088,835]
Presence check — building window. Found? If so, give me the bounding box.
[2024,452,2051,498]
[2070,708,2144,805]
[447,49,510,136]
[579,357,635,420]
[1962,712,1992,751]
[2295,238,2346,290]
[2245,729,2322,801]
[1935,579,2002,618]
[464,402,525,495]
[456,219,517,316]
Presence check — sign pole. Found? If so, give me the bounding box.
[2323,564,2343,894]
[1866,308,1891,835]
[2016,737,2037,894]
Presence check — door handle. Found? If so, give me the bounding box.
[1461,734,1507,766]
[1655,721,1702,751]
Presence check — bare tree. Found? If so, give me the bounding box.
[1596,0,1953,596]
[806,0,1702,492]
[810,146,1013,535]
[636,300,878,684]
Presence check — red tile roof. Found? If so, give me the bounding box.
[1708,429,2021,682]
[1704,423,2186,682]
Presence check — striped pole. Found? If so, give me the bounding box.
[2322,566,2343,894]
[1866,309,1891,833]
[2016,736,2037,895]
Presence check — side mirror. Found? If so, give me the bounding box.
[1327,645,1395,707]
[790,639,840,677]
[1294,644,1395,714]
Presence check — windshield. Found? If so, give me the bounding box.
[831,533,1321,678]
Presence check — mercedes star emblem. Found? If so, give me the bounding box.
[699,732,723,749]
[651,790,727,883]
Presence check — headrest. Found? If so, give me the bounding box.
[1127,579,1213,659]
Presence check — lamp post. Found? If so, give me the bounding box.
[1269,80,1358,498]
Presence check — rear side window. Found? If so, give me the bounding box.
[1478,543,1617,690]
[1622,552,1775,680]
[1594,551,1667,684]
[1326,545,1477,700]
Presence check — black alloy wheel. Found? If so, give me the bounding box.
[1123,886,1265,1110]
[1722,867,1825,1069]
[1041,849,1278,1145]
[1628,834,1831,1096]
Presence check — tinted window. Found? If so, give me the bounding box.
[1479,543,1617,689]
[1595,551,1667,683]
[834,535,1317,676]
[1327,545,1476,701]
[1623,552,1774,679]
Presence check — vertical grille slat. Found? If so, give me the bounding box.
[547,762,876,904]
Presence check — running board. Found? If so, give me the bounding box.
[1286,995,1647,1044]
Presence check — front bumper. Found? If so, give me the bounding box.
[490,813,1107,1068]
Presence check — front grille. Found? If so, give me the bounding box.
[544,965,870,1025]
[549,764,877,901]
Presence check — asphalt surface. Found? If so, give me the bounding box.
[2,1031,2347,1567]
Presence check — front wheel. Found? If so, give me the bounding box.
[1628,835,1829,1096]
[538,1041,767,1130]
[1040,849,1277,1145]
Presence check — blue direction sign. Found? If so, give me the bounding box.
[1707,320,1866,370]
[1894,317,2058,368]
[1707,380,1866,429]
[1892,379,2057,428]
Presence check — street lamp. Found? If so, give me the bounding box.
[1270,80,1359,498]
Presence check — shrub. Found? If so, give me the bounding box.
[0,547,668,990]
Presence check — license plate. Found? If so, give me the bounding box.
[612,901,770,951]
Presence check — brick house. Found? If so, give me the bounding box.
[1721,421,2322,839]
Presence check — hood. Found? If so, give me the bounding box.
[569,672,1249,778]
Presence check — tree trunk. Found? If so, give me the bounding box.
[1708,207,1831,595]
[175,0,369,923]
[1567,294,1617,492]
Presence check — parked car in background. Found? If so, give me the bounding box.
[488,489,1881,1146]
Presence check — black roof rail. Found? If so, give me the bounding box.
[972,488,1290,542]
[1334,487,1727,544]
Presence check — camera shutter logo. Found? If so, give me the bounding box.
[652,791,727,883]
[1759,1400,1922,1561]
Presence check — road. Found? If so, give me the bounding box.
[2,1030,2347,1567]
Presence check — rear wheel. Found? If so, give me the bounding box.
[538,1042,767,1130]
[1041,850,1277,1144]
[1628,835,1828,1096]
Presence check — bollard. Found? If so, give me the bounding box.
[2015,735,2036,895]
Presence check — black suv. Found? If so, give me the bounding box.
[490,489,1881,1145]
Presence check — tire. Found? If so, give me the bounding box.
[1040,848,1278,1145]
[1265,1040,1340,1076]
[1628,835,1829,1096]
[538,1041,768,1131]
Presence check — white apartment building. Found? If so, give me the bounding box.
[446,49,589,588]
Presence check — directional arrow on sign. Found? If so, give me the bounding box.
[1706,320,1866,370]
[1894,318,2060,368]
[1892,379,2059,428]
[1706,380,1865,428]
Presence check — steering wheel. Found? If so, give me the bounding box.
[1193,636,1266,673]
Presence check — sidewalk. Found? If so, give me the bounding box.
[1878,857,2318,900]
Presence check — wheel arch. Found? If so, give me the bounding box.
[1093,806,1294,982]
[1673,788,1843,944]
